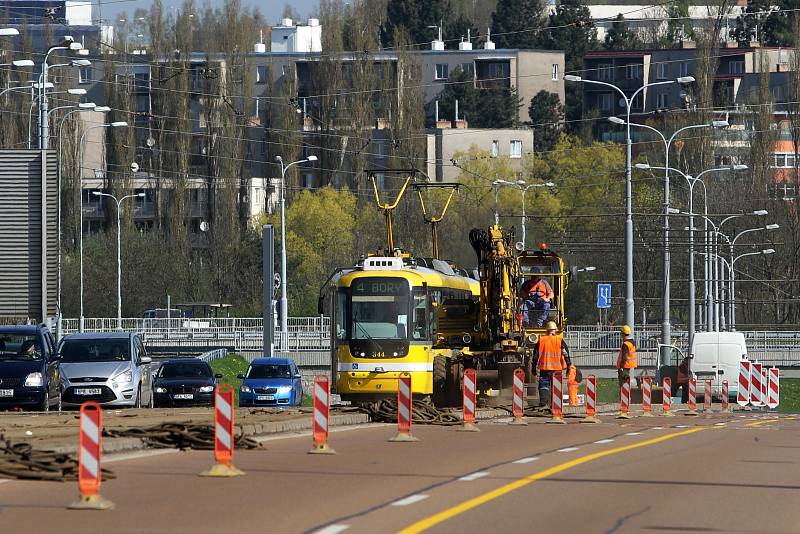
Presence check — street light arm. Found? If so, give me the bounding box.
[630,79,675,103]
[732,224,778,246]
[733,250,772,265]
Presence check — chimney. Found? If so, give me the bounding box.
[484,27,495,50]
[431,23,445,50]
[254,29,266,53]
[435,100,451,128]
[458,29,473,51]
[680,39,696,49]
[282,18,293,27]
[453,99,468,128]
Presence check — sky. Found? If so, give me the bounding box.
[98,0,317,24]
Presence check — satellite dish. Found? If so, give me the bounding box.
[199,221,209,232]
[130,162,139,173]
[274,273,281,289]
[146,136,156,148]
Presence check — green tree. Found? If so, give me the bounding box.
[604,14,641,50]
[431,68,520,128]
[663,0,695,47]
[731,0,794,47]
[490,0,547,49]
[381,0,446,48]
[528,90,564,152]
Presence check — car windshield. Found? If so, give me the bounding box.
[159,363,211,379]
[0,334,42,361]
[60,339,130,363]
[247,364,292,379]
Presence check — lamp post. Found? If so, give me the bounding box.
[92,192,144,329]
[39,38,83,149]
[78,121,128,332]
[274,154,317,348]
[609,117,725,367]
[565,73,695,333]
[54,102,97,340]
[727,226,779,329]
[514,179,554,248]
[636,163,745,348]
[492,179,510,226]
[30,87,86,148]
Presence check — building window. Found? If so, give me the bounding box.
[491,140,499,158]
[597,63,613,81]
[79,66,91,84]
[302,173,315,189]
[460,62,474,77]
[256,65,267,83]
[656,63,667,79]
[83,189,102,205]
[714,155,734,167]
[510,140,522,159]
[598,93,613,111]
[551,64,558,81]
[373,140,386,159]
[729,60,744,75]
[773,153,797,168]
[625,64,642,80]
[135,94,149,113]
[435,64,449,80]
[656,93,668,109]
[134,188,152,206]
[680,62,690,77]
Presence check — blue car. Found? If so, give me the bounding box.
[0,325,61,412]
[238,358,303,407]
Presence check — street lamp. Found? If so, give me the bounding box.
[39,38,83,149]
[576,266,596,273]
[78,121,128,332]
[54,102,97,339]
[725,224,779,329]
[609,117,728,367]
[637,163,746,348]
[728,249,775,330]
[274,154,317,348]
[565,73,695,333]
[92,192,145,329]
[514,179,554,249]
[492,179,512,226]
[29,87,86,148]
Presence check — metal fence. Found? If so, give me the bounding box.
[63,318,800,367]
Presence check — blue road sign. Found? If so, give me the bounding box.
[597,283,612,309]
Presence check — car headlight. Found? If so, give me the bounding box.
[199,385,214,393]
[24,372,43,387]
[154,386,167,393]
[240,385,251,393]
[277,385,292,394]
[112,370,133,386]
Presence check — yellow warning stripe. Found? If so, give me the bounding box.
[397,427,706,534]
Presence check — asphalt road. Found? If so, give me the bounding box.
[0,412,797,533]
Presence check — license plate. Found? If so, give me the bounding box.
[173,393,193,400]
[75,388,102,396]
[257,395,275,401]
[0,389,12,397]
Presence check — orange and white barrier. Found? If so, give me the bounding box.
[68,402,114,510]
[390,373,419,442]
[458,368,479,432]
[761,368,768,408]
[309,375,336,453]
[509,368,527,425]
[200,384,245,474]
[767,367,780,410]
[721,380,729,412]
[581,374,600,424]
[642,377,652,416]
[750,362,764,407]
[547,371,566,424]
[687,378,698,415]
[617,376,631,419]
[661,377,674,416]
[737,360,750,407]
[703,379,713,412]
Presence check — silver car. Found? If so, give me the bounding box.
[58,332,154,408]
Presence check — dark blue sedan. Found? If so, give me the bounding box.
[238,358,303,407]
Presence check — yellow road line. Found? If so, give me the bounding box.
[397,427,706,534]
[746,418,781,428]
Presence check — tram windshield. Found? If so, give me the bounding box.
[350,278,410,340]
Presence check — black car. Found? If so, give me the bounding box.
[0,325,61,411]
[152,359,222,407]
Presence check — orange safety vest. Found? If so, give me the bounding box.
[528,279,553,301]
[538,334,565,371]
[616,339,638,369]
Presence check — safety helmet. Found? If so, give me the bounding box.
[545,321,558,332]
[621,325,632,335]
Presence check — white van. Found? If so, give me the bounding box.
[690,332,748,399]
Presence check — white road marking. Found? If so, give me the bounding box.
[314,525,350,534]
[675,425,689,428]
[512,457,539,464]
[714,422,727,426]
[459,471,490,481]
[593,439,614,444]
[625,432,642,436]
[557,447,579,452]
[391,494,429,506]
[651,427,664,430]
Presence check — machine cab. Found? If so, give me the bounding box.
[517,244,567,334]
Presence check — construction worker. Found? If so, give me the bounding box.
[521,273,554,327]
[616,324,638,390]
[535,321,571,409]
